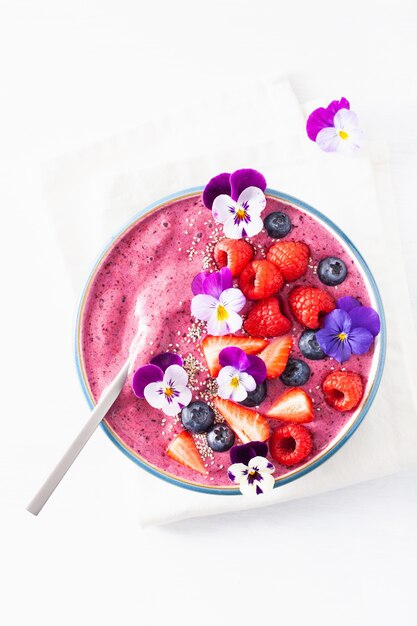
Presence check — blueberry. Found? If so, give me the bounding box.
[181,401,215,433]
[280,358,311,386]
[239,381,267,407]
[317,256,347,286]
[263,211,291,238]
[299,329,326,361]
[207,423,235,452]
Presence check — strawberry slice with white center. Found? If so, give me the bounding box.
[258,335,293,379]
[213,397,270,442]
[266,388,314,423]
[166,431,208,475]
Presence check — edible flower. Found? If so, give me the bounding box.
[132,352,192,416]
[316,296,380,363]
[227,441,275,496]
[191,267,246,336]
[202,168,267,239]
[216,346,266,402]
[306,97,364,155]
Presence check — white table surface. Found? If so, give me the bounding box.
[1,1,416,625]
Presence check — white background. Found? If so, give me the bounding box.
[1,1,417,625]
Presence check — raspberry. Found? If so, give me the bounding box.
[239,259,284,300]
[244,297,292,338]
[267,241,310,282]
[322,370,364,412]
[269,424,313,466]
[289,286,336,329]
[213,238,254,277]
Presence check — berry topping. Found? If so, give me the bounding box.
[318,256,347,286]
[257,335,293,379]
[270,424,313,466]
[244,297,292,338]
[166,431,208,475]
[181,401,215,434]
[266,388,314,423]
[213,397,270,443]
[267,241,310,282]
[201,334,268,377]
[206,423,235,452]
[280,358,311,386]
[263,211,292,239]
[299,329,326,360]
[239,381,267,407]
[289,286,336,329]
[239,259,284,300]
[213,238,254,277]
[322,370,364,412]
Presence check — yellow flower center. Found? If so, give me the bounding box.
[164,386,174,398]
[216,304,229,321]
[236,207,247,219]
[339,130,349,140]
[230,376,240,388]
[338,332,348,341]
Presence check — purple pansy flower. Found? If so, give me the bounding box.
[191,267,246,336]
[216,346,267,402]
[203,168,267,239]
[227,441,274,496]
[132,352,192,416]
[316,297,380,363]
[306,98,364,155]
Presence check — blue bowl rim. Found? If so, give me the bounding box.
[74,186,387,495]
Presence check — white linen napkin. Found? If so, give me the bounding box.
[43,81,417,525]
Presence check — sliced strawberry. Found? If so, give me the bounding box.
[244,297,292,338]
[267,241,310,282]
[166,431,208,475]
[201,334,268,377]
[258,335,293,379]
[239,259,284,300]
[213,238,254,277]
[213,397,270,443]
[266,388,314,423]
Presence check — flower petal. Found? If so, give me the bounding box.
[203,268,233,298]
[218,287,246,313]
[245,354,267,384]
[225,309,243,333]
[306,98,350,141]
[241,213,264,238]
[248,455,275,474]
[322,309,352,334]
[238,371,256,392]
[219,346,250,371]
[337,296,361,312]
[223,215,246,239]
[175,385,192,408]
[212,194,237,224]
[316,328,352,362]
[206,313,231,336]
[164,364,189,388]
[150,352,183,372]
[230,441,268,465]
[132,364,164,399]
[316,126,341,152]
[191,293,218,321]
[143,381,166,408]
[161,398,183,416]
[239,471,275,496]
[349,306,380,337]
[347,326,374,355]
[230,168,267,201]
[230,383,249,402]
[237,186,267,216]
[333,108,360,132]
[227,462,248,484]
[202,172,231,209]
[191,271,209,295]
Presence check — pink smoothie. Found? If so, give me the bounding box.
[79,192,376,489]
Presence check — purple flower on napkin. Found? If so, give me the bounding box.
[306,98,364,155]
[316,296,380,363]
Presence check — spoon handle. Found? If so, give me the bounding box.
[26,358,130,516]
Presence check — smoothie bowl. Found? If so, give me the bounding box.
[75,168,386,496]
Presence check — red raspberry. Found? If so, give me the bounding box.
[289,286,336,329]
[239,259,284,300]
[244,297,292,338]
[213,238,254,277]
[269,424,313,466]
[267,241,310,282]
[322,370,364,412]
